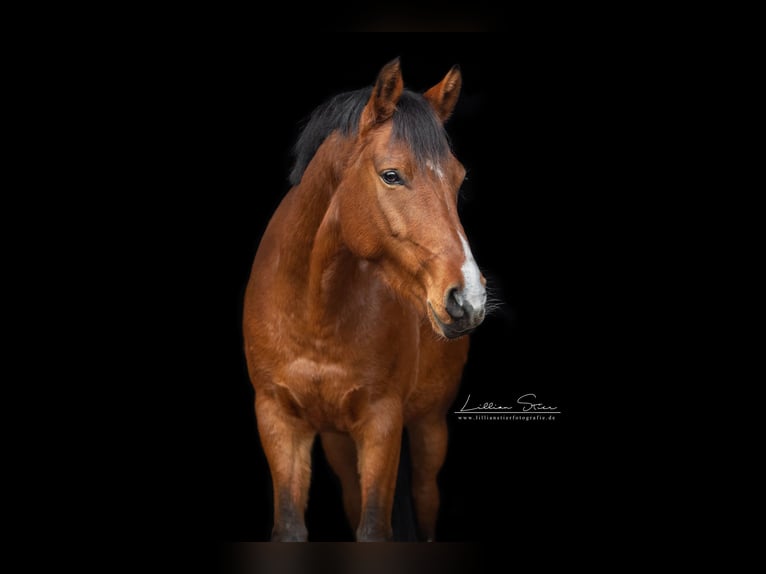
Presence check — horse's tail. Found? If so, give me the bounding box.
[391,429,418,541]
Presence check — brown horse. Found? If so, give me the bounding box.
[243,58,487,542]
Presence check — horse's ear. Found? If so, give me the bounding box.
[424,65,462,123]
[360,58,404,133]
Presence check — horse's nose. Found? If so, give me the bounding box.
[445,286,486,328]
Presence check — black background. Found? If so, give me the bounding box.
[134,36,617,542]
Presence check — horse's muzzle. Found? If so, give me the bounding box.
[431,286,486,339]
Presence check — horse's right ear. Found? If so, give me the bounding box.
[359,58,404,133]
[424,65,462,123]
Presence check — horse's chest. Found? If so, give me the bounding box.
[273,352,415,432]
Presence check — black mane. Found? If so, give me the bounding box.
[289,87,450,186]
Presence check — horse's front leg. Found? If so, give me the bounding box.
[408,415,448,542]
[352,398,403,542]
[255,391,316,542]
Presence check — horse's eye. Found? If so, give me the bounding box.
[380,170,404,186]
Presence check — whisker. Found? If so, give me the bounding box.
[482,280,507,318]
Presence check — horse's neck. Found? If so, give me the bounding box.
[285,143,366,327]
[278,140,345,273]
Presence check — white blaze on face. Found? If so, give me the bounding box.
[425,159,445,181]
[458,234,486,310]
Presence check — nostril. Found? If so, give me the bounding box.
[445,287,465,320]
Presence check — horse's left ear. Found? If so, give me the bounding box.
[360,58,404,133]
[424,65,462,123]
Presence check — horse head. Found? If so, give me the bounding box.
[334,59,487,338]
